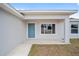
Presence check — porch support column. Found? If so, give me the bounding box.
[64,18,70,43]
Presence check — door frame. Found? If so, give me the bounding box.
[27,22,36,39]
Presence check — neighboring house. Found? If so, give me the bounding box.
[0,3,79,55]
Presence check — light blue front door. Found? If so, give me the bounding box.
[28,23,35,38]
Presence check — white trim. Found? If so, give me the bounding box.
[20,10,77,15]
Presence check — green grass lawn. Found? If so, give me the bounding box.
[28,39,79,56]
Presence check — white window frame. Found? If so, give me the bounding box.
[41,24,55,34]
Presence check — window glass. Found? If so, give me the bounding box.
[71,24,78,34]
[71,24,78,28]
[52,24,55,33]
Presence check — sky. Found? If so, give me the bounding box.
[10,3,79,10]
[10,3,79,18]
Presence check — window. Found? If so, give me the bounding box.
[71,24,78,34]
[41,24,55,34]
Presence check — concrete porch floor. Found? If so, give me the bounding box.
[7,39,69,56]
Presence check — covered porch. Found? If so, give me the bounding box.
[20,10,75,43]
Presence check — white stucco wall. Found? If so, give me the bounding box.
[0,9,26,55]
[25,19,64,41]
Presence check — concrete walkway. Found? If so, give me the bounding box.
[7,41,32,56]
[7,39,69,56]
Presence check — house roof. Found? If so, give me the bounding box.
[0,3,78,19]
[0,3,24,19]
[19,10,77,15]
[69,12,79,19]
